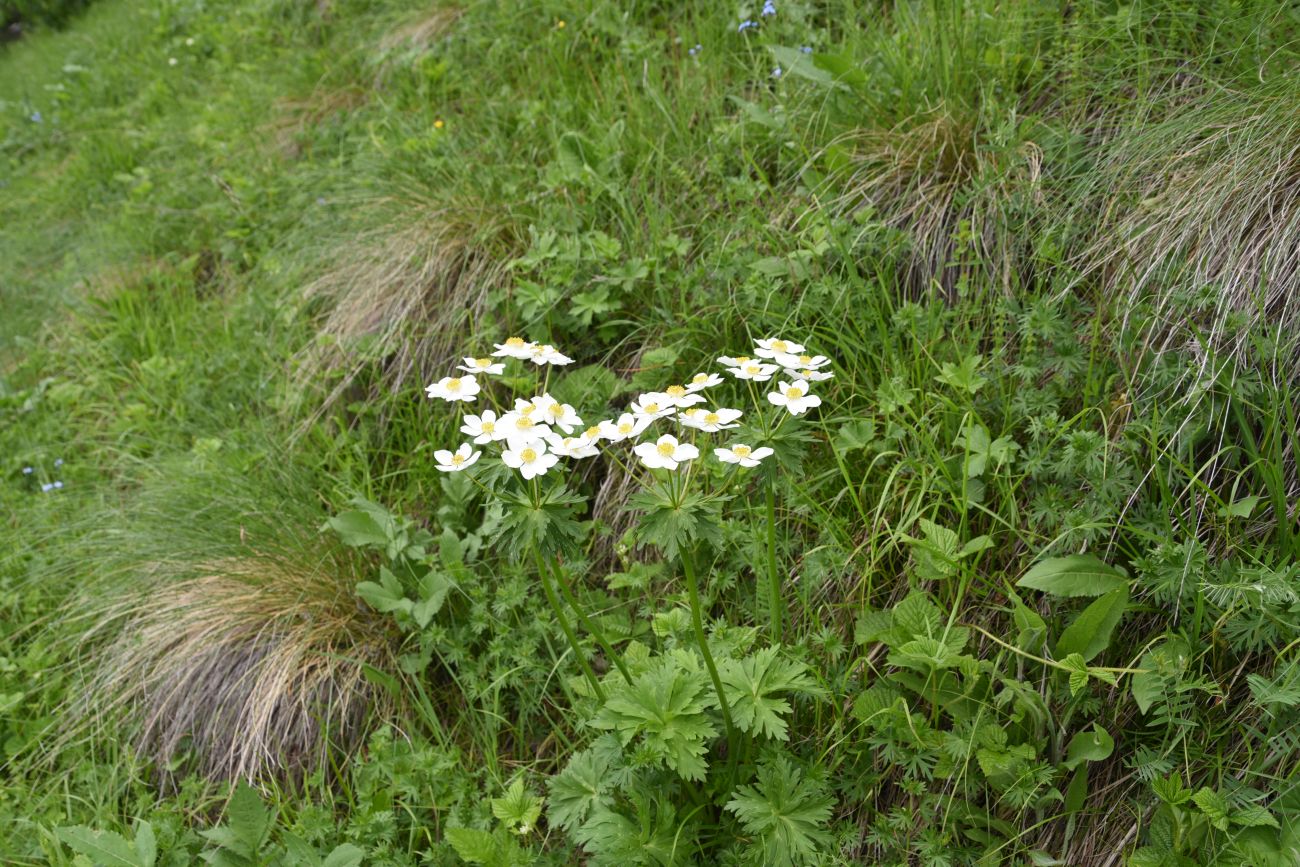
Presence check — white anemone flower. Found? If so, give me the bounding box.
[715,444,773,467]
[546,431,600,458]
[491,336,536,359]
[460,410,504,444]
[502,439,558,479]
[774,352,831,371]
[788,367,835,382]
[679,407,743,432]
[599,412,650,441]
[685,372,724,392]
[632,434,699,470]
[425,373,480,402]
[529,344,574,366]
[458,356,506,375]
[728,361,780,382]
[498,411,553,447]
[661,384,706,408]
[718,354,754,367]
[754,338,807,359]
[538,397,583,433]
[767,379,822,415]
[630,393,677,422]
[434,443,482,472]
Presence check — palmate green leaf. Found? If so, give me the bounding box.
[724,757,835,867]
[626,483,725,562]
[548,748,614,831]
[718,647,823,741]
[591,659,718,781]
[1017,554,1129,598]
[491,484,588,559]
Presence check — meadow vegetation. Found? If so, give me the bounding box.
[2,1,1299,864]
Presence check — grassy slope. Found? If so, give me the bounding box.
[3,1,1300,865]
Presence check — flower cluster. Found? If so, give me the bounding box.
[424,335,830,479]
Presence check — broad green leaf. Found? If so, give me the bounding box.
[1064,723,1115,769]
[133,821,156,867]
[1218,494,1262,519]
[320,844,365,867]
[1192,787,1232,832]
[323,509,388,549]
[490,779,543,834]
[592,659,718,781]
[356,570,412,616]
[1056,588,1129,662]
[56,827,142,867]
[1018,554,1128,598]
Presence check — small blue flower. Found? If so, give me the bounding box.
[738,19,756,32]
[30,111,42,123]
[22,467,32,474]
[53,480,64,489]
[688,43,702,56]
[772,66,783,78]
[800,45,813,54]
[54,458,63,467]
[761,1,776,16]
[41,483,53,492]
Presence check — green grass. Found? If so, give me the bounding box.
[3,0,1300,865]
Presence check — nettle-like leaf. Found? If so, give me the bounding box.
[56,822,156,867]
[627,483,726,562]
[491,778,543,834]
[574,794,682,867]
[724,756,835,866]
[955,419,1019,478]
[199,781,273,864]
[591,658,718,781]
[718,647,823,741]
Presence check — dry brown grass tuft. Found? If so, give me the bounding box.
[1069,85,1300,378]
[76,551,399,786]
[823,109,1043,297]
[292,201,513,424]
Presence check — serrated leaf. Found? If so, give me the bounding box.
[323,508,389,549]
[724,757,834,866]
[1017,554,1128,598]
[592,660,718,781]
[1056,588,1129,662]
[56,827,143,867]
[445,827,500,865]
[1232,803,1280,829]
[1061,653,1089,697]
[548,748,614,831]
[718,647,822,741]
[891,591,942,639]
[1192,787,1232,832]
[490,779,543,833]
[320,844,364,867]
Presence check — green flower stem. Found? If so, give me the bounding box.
[547,555,633,685]
[766,475,781,644]
[682,549,734,742]
[535,548,605,703]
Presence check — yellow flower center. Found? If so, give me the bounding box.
[735,355,751,364]
[644,402,660,414]
[772,340,788,352]
[744,364,761,374]
[482,421,495,433]
[682,408,700,417]
[785,387,802,399]
[656,442,675,457]
[451,454,465,465]
[446,378,462,392]
[476,357,492,367]
[798,355,812,365]
[618,422,632,434]
[801,369,814,377]
[704,412,720,425]
[692,373,709,384]
[666,385,686,397]
[520,403,536,416]
[506,337,526,347]
[515,417,534,430]
[733,445,752,458]
[585,426,601,439]
[520,448,537,462]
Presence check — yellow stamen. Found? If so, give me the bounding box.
[798,355,812,365]
[692,373,709,384]
[704,412,720,425]
[733,445,752,458]
[656,442,675,457]
[505,337,526,347]
[644,402,660,413]
[618,422,632,434]
[446,378,462,391]
[771,340,787,352]
[666,385,687,397]
[520,448,537,462]
[785,387,801,399]
[520,403,536,416]
[516,417,534,430]
[735,355,751,364]
[585,426,601,439]
[482,421,495,433]
[451,454,465,465]
[476,357,492,367]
